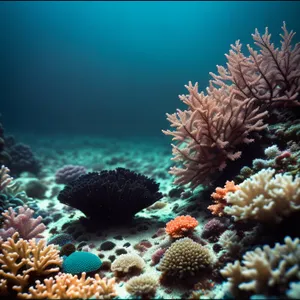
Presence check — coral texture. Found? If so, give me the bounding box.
[18,272,116,299]
[165,215,199,238]
[0,232,62,296]
[159,237,213,278]
[125,273,159,297]
[208,181,240,216]
[163,22,300,189]
[224,168,300,222]
[58,168,162,223]
[55,165,87,184]
[62,251,102,275]
[0,165,13,191]
[221,236,300,298]
[0,205,46,241]
[111,253,145,275]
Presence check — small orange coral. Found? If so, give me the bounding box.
[208,181,239,216]
[165,215,198,238]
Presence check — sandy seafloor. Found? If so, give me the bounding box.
[9,132,229,299]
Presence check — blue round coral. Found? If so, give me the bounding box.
[62,251,102,275]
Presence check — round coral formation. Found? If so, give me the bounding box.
[55,165,87,184]
[165,215,199,238]
[62,251,102,275]
[125,274,159,297]
[58,168,162,224]
[159,237,213,278]
[111,253,145,275]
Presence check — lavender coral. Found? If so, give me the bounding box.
[163,22,300,189]
[0,205,46,241]
[55,165,87,184]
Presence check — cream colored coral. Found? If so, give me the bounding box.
[221,237,300,296]
[224,169,300,222]
[18,272,117,299]
[111,253,145,274]
[125,274,159,297]
[0,232,62,294]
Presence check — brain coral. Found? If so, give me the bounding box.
[159,237,214,278]
[58,168,162,223]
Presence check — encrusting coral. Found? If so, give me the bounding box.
[224,168,300,223]
[0,232,62,297]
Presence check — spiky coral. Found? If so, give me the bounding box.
[18,272,117,299]
[0,232,62,296]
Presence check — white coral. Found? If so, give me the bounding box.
[224,168,300,222]
[221,237,300,296]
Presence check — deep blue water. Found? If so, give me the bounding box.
[1,1,300,137]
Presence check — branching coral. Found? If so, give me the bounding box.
[0,232,62,296]
[224,168,300,223]
[163,22,300,189]
[0,205,46,240]
[0,165,13,191]
[220,236,300,298]
[18,272,116,299]
[208,181,240,216]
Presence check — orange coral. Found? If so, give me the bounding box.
[165,215,198,238]
[208,181,239,216]
[18,272,117,299]
[0,232,62,296]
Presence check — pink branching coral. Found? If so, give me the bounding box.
[163,22,300,189]
[0,165,13,191]
[0,205,46,241]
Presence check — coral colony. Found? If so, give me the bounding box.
[0,22,299,299]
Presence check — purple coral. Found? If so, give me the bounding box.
[0,205,46,240]
[55,165,87,184]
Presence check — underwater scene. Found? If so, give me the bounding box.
[0,1,300,299]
